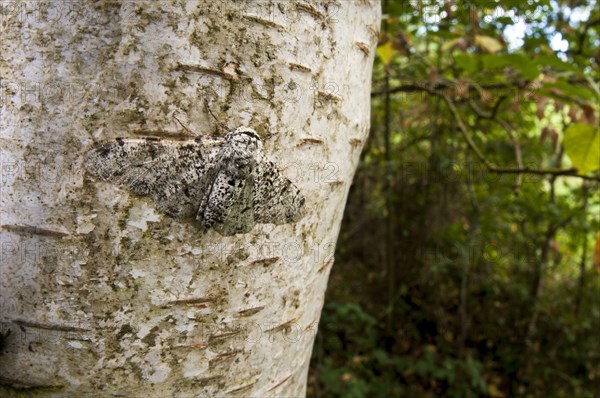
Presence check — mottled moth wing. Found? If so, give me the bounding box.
[84,138,223,220]
[200,170,256,235]
[253,158,305,224]
[83,128,305,236]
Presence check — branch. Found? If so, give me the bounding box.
[469,99,524,193]
[397,132,431,153]
[574,18,600,55]
[438,91,600,182]
[490,95,508,119]
[371,77,596,100]
[373,81,600,182]
[371,80,529,97]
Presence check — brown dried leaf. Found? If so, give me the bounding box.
[443,1,455,17]
[470,9,479,28]
[540,126,559,150]
[554,100,564,112]
[568,106,579,122]
[550,129,559,151]
[594,232,600,273]
[537,97,549,119]
[582,104,597,125]
[479,88,492,103]
[428,69,439,86]
[454,80,469,99]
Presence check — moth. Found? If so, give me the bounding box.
[83,127,305,236]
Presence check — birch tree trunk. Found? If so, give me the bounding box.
[0,1,380,396]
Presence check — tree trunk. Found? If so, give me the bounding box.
[0,1,380,396]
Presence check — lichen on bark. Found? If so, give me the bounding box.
[0,0,380,396]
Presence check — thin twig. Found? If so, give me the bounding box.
[203,99,230,132]
[420,85,600,182]
[469,100,524,193]
[173,115,193,135]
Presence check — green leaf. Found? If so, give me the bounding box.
[454,53,478,73]
[535,55,579,73]
[563,123,600,173]
[376,41,395,65]
[481,54,539,79]
[475,35,503,53]
[505,54,539,80]
[482,54,510,69]
[496,16,514,25]
[442,38,461,51]
[542,81,595,101]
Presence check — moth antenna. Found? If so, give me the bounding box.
[203,98,230,132]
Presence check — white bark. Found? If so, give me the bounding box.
[0,1,380,396]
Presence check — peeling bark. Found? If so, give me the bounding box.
[0,0,380,396]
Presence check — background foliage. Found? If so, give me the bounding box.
[308,0,599,397]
